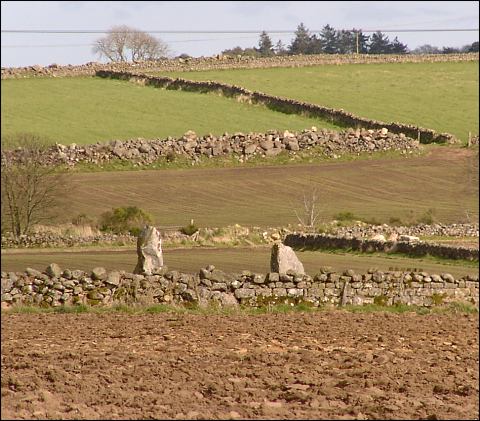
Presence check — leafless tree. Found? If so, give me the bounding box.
[1,134,69,237]
[294,187,322,232]
[93,25,169,62]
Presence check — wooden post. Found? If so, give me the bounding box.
[356,31,359,54]
[417,131,421,143]
[468,131,471,147]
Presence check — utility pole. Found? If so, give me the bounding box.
[356,30,359,54]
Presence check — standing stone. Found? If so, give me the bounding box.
[134,225,164,275]
[45,263,62,278]
[270,243,305,275]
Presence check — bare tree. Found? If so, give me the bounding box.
[1,134,69,237]
[93,25,169,62]
[294,188,322,232]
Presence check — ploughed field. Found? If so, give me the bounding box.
[158,61,479,142]
[59,146,478,226]
[2,311,478,420]
[1,246,478,279]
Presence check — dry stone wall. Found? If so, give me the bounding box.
[1,264,478,309]
[2,223,477,249]
[332,223,479,240]
[2,53,478,79]
[1,127,421,167]
[284,234,479,261]
[96,70,458,144]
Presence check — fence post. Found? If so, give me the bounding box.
[468,131,472,147]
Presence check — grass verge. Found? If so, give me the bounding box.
[3,301,477,316]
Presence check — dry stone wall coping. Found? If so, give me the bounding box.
[1,264,478,309]
[2,53,478,79]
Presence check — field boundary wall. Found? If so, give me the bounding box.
[2,126,421,165]
[284,234,479,261]
[2,53,478,79]
[96,70,458,144]
[1,264,478,309]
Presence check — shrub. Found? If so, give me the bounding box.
[334,211,357,221]
[181,219,199,236]
[418,208,437,225]
[166,150,177,162]
[72,213,96,227]
[361,216,381,225]
[389,216,403,226]
[99,206,153,236]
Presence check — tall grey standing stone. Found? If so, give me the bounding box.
[270,243,305,275]
[134,225,164,275]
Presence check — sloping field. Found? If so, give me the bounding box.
[1,246,477,278]
[0,77,340,146]
[156,61,479,142]
[58,146,478,227]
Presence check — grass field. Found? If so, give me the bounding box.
[56,146,478,227]
[1,77,340,146]
[2,246,476,278]
[156,61,479,142]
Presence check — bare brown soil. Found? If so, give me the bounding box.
[55,145,479,229]
[1,311,478,420]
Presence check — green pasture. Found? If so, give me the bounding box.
[2,246,476,278]
[155,61,479,142]
[1,77,340,146]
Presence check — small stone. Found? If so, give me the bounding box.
[26,268,42,277]
[234,288,255,299]
[91,267,107,281]
[45,263,62,278]
[105,271,121,286]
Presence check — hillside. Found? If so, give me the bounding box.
[1,77,341,146]
[156,61,479,142]
[56,146,478,227]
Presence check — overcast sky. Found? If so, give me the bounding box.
[1,1,479,67]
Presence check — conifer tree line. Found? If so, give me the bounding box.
[221,23,479,57]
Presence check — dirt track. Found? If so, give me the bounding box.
[1,311,479,420]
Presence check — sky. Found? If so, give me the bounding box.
[1,1,479,67]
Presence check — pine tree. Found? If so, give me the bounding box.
[467,41,479,52]
[257,31,274,57]
[336,30,356,54]
[390,36,408,54]
[307,34,323,54]
[289,23,312,54]
[319,24,338,54]
[355,30,370,53]
[368,31,391,54]
[274,39,288,55]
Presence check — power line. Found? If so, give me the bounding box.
[1,35,262,48]
[2,28,479,34]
